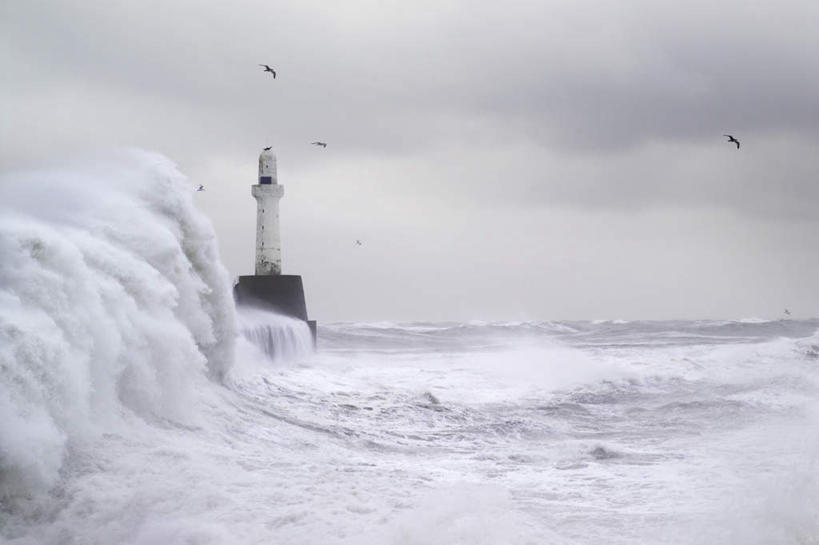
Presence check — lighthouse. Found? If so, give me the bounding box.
[252,148,284,275]
[234,147,316,342]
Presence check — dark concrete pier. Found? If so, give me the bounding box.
[234,275,317,341]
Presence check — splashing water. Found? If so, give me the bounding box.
[238,306,314,363]
[0,150,236,500]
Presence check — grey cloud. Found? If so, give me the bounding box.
[2,0,819,320]
[5,0,819,155]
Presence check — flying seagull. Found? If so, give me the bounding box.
[311,142,328,148]
[263,146,272,151]
[196,185,205,192]
[724,134,740,149]
[259,64,276,78]
[355,239,362,246]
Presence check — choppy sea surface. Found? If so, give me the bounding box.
[2,152,819,544]
[260,318,819,545]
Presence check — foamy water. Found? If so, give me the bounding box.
[2,154,819,544]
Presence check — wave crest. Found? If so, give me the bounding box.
[0,150,236,499]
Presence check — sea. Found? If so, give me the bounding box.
[2,151,818,545]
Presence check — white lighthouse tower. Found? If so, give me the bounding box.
[252,148,285,275]
[236,147,315,342]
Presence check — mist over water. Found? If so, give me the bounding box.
[2,153,819,544]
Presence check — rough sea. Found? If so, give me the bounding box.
[2,152,818,544]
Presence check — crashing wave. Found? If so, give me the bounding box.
[238,306,313,363]
[0,150,236,499]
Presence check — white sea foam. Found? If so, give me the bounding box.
[0,150,236,500]
[738,317,773,324]
[591,319,630,325]
[237,306,313,364]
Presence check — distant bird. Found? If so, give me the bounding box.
[259,64,276,78]
[724,134,740,149]
[355,240,362,246]
[311,142,328,148]
[263,146,272,151]
[196,185,205,192]
[785,308,791,316]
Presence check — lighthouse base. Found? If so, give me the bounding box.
[234,275,316,342]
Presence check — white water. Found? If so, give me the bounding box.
[238,306,313,363]
[2,153,819,544]
[0,150,236,502]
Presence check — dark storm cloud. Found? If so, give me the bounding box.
[6,0,819,149]
[3,0,818,191]
[461,2,819,149]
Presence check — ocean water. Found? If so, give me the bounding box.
[2,153,819,544]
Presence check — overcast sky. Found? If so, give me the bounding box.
[2,0,818,322]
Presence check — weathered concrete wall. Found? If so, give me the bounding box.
[234,275,316,341]
[251,183,284,275]
[258,150,277,184]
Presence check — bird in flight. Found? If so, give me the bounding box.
[263,146,272,151]
[196,185,205,192]
[724,134,740,149]
[259,64,276,78]
[311,142,328,148]
[355,240,362,246]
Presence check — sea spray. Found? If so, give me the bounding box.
[3,165,819,545]
[238,306,314,363]
[0,150,236,499]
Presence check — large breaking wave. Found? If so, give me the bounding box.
[2,151,819,544]
[0,150,237,499]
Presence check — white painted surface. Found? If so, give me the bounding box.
[253,149,284,275]
[258,149,277,183]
